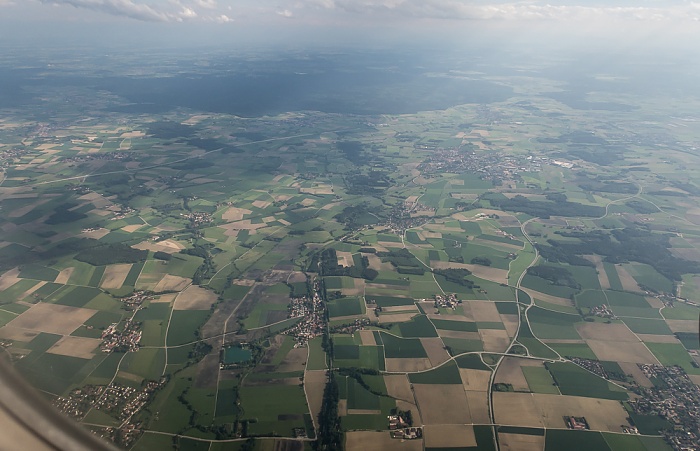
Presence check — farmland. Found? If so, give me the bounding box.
[0,45,698,451]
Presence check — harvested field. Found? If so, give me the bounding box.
[100,263,133,289]
[345,431,423,451]
[460,369,492,391]
[493,392,629,431]
[338,399,348,416]
[469,301,502,322]
[689,374,700,387]
[378,313,418,323]
[494,357,541,392]
[79,228,110,240]
[501,314,519,337]
[173,285,216,310]
[7,303,95,335]
[365,254,394,272]
[521,288,572,307]
[0,326,39,341]
[153,275,190,293]
[413,384,471,424]
[47,336,101,358]
[21,281,46,298]
[252,200,271,209]
[615,265,643,293]
[585,255,610,290]
[220,220,267,231]
[383,305,418,313]
[466,390,490,423]
[384,374,414,402]
[619,362,653,388]
[358,330,376,346]
[385,358,432,373]
[586,339,659,364]
[424,425,477,448]
[0,268,21,290]
[420,337,451,367]
[132,239,184,254]
[54,268,73,285]
[637,334,682,343]
[436,330,480,340]
[305,370,327,430]
[666,320,698,333]
[480,329,510,352]
[576,323,638,341]
[122,224,143,233]
[151,293,177,303]
[499,432,544,451]
[222,207,252,222]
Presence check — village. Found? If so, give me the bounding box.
[100,319,142,353]
[284,282,326,347]
[630,364,700,450]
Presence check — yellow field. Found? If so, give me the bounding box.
[586,339,659,364]
[412,384,471,424]
[345,431,423,451]
[499,432,544,451]
[385,358,432,372]
[173,285,217,310]
[421,337,451,367]
[384,374,414,402]
[459,369,491,391]
[47,336,101,359]
[100,263,133,289]
[493,392,630,431]
[423,425,476,448]
[6,303,96,335]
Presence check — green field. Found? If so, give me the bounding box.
[546,362,628,400]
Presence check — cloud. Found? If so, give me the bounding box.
[213,13,232,23]
[277,9,293,18]
[37,0,230,22]
[299,0,700,23]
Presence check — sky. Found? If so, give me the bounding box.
[0,1,699,52]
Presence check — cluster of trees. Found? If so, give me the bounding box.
[308,248,378,280]
[433,268,475,288]
[75,243,148,266]
[527,265,580,289]
[181,244,217,285]
[546,227,700,281]
[377,248,425,275]
[483,193,604,219]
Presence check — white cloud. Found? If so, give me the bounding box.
[195,0,216,8]
[277,8,293,17]
[298,0,700,23]
[38,0,195,22]
[213,13,232,23]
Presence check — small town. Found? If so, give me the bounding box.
[630,364,700,451]
[100,320,143,353]
[284,283,326,347]
[431,293,461,310]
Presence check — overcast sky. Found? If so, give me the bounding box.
[1,1,699,52]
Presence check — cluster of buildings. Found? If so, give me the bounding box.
[284,288,325,347]
[589,304,617,320]
[431,293,461,310]
[287,297,310,319]
[569,357,624,381]
[119,290,153,310]
[631,364,700,450]
[53,380,162,423]
[417,147,548,183]
[329,317,370,335]
[564,416,589,430]
[181,210,212,227]
[385,203,434,233]
[100,320,142,353]
[389,426,422,440]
